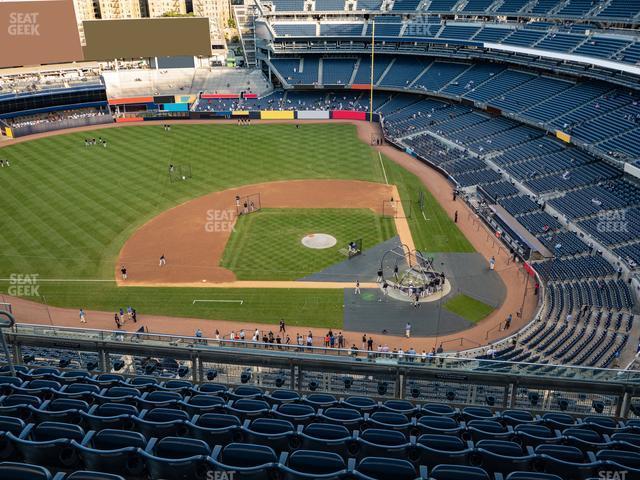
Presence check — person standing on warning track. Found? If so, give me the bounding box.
[489,256,496,271]
[120,265,127,280]
[250,201,255,212]
[243,202,249,215]
[235,195,241,210]
[377,269,383,283]
[355,280,361,295]
[159,254,166,267]
[279,319,286,333]
[454,210,458,223]
[393,264,399,281]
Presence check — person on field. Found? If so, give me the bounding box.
[355,280,360,295]
[159,254,166,267]
[79,309,86,324]
[279,319,286,333]
[120,265,127,280]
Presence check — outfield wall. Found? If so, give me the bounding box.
[8,114,113,138]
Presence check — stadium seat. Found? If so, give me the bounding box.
[340,396,379,413]
[186,413,243,447]
[416,434,473,466]
[473,439,536,474]
[29,398,89,424]
[242,418,296,452]
[179,394,226,416]
[139,436,210,480]
[227,399,271,421]
[467,420,513,442]
[0,461,53,480]
[79,403,137,431]
[319,407,364,428]
[278,449,350,479]
[72,429,146,477]
[264,389,300,405]
[303,394,338,408]
[296,423,356,457]
[131,407,189,437]
[8,422,84,469]
[416,415,466,436]
[535,444,600,479]
[430,464,491,480]
[208,442,279,479]
[272,403,317,424]
[0,416,24,460]
[364,411,414,434]
[354,456,428,480]
[355,428,415,460]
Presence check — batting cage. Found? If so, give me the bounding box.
[235,193,262,216]
[382,199,412,219]
[168,164,192,183]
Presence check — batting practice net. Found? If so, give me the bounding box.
[168,164,192,183]
[236,193,262,216]
[382,199,413,219]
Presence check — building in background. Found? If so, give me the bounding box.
[146,0,188,17]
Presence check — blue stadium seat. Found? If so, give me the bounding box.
[93,387,140,405]
[541,413,577,429]
[134,407,189,438]
[416,434,473,466]
[242,418,296,452]
[319,407,364,428]
[421,404,458,418]
[228,386,264,401]
[381,400,419,415]
[340,396,378,413]
[209,442,279,479]
[303,394,338,408]
[296,423,356,458]
[56,471,125,480]
[561,427,610,452]
[0,461,53,480]
[473,439,536,474]
[272,403,317,424]
[353,456,427,480]
[0,394,42,419]
[140,436,210,480]
[186,413,243,447]
[467,420,513,442]
[535,444,600,479]
[430,464,491,480]
[227,399,271,421]
[264,389,300,405]
[72,429,146,477]
[79,403,137,431]
[56,384,100,401]
[0,377,23,395]
[0,416,24,460]
[461,407,496,422]
[416,416,466,436]
[279,449,350,479]
[8,421,84,469]
[29,398,89,424]
[136,390,182,410]
[365,412,413,434]
[179,394,226,416]
[513,424,561,446]
[356,428,414,460]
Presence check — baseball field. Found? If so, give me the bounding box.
[0,122,473,327]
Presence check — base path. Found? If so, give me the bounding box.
[117,179,409,286]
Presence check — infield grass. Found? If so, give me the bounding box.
[443,294,494,323]
[221,208,396,280]
[0,123,473,326]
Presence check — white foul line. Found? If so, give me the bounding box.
[192,299,244,305]
[379,152,388,185]
[422,211,429,221]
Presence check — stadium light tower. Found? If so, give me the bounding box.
[0,311,16,376]
[369,19,375,123]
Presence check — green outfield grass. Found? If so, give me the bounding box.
[0,123,473,326]
[443,294,494,323]
[221,208,396,280]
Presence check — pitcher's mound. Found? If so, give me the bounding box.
[301,233,337,249]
